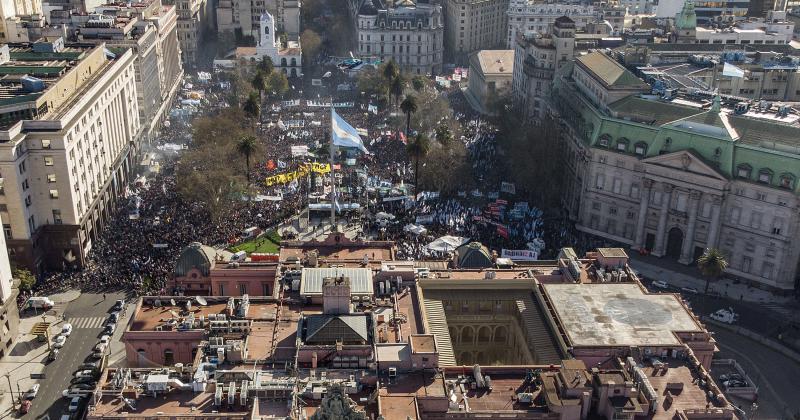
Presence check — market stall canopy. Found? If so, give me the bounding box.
[404,224,427,236]
[425,235,469,252]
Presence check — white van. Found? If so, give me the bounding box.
[27,297,55,310]
[231,251,247,262]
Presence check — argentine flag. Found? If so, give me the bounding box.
[331,108,368,154]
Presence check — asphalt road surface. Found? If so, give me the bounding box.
[24,291,126,420]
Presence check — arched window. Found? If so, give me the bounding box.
[757,168,773,184]
[291,57,297,67]
[779,173,795,189]
[281,57,287,67]
[616,137,629,152]
[598,133,611,147]
[634,142,647,156]
[736,163,752,179]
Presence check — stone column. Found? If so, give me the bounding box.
[679,190,703,264]
[632,179,653,250]
[706,196,723,249]
[652,183,674,256]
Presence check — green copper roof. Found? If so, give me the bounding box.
[576,52,648,88]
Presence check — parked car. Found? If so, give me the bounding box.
[53,335,67,348]
[108,312,120,324]
[104,324,116,335]
[99,335,111,345]
[73,370,94,379]
[94,342,107,352]
[62,389,88,399]
[113,299,125,311]
[70,383,95,391]
[78,362,100,371]
[24,384,40,400]
[651,280,670,289]
[681,286,699,294]
[61,323,73,337]
[47,349,59,362]
[68,396,81,412]
[71,376,95,385]
[709,308,738,324]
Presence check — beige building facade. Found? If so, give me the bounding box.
[0,43,140,274]
[443,0,508,62]
[466,49,514,112]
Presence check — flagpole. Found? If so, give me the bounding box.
[329,104,336,232]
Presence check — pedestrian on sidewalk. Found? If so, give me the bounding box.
[102,293,106,301]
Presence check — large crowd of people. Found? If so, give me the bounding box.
[18,69,580,304]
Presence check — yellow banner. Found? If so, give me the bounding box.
[265,163,331,186]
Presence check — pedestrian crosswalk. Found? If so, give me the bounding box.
[69,316,106,329]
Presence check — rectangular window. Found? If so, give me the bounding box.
[730,207,741,224]
[49,189,59,199]
[757,192,767,201]
[675,193,688,212]
[595,174,605,189]
[44,156,54,166]
[2,224,10,238]
[218,284,225,296]
[239,284,247,295]
[47,174,56,183]
[612,178,622,194]
[771,218,783,235]
[52,209,62,224]
[741,256,752,273]
[42,139,51,149]
[701,201,712,218]
[263,283,271,296]
[750,212,762,229]
[761,262,774,279]
[630,184,640,199]
[27,215,35,232]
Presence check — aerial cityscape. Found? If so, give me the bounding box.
[0,0,797,418]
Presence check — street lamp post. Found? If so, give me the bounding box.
[4,374,15,409]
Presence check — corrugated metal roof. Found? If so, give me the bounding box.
[300,267,374,295]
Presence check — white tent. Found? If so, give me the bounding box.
[404,224,427,236]
[376,212,396,220]
[426,235,469,252]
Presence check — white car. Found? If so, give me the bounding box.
[61,323,73,337]
[99,335,111,345]
[681,286,699,294]
[74,370,94,378]
[53,335,67,348]
[94,342,107,353]
[652,280,670,289]
[709,308,738,324]
[24,384,40,400]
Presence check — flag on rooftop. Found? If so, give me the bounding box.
[331,108,368,153]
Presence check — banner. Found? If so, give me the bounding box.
[265,163,332,186]
[501,249,539,261]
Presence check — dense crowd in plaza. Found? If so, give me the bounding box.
[16,70,589,304]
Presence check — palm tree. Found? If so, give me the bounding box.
[258,56,274,75]
[435,124,453,147]
[237,135,258,186]
[696,248,728,296]
[242,92,261,127]
[390,75,404,109]
[400,95,418,135]
[406,133,430,197]
[252,70,268,101]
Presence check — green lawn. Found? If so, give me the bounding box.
[229,230,281,254]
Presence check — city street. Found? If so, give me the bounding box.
[16,291,127,420]
[710,326,800,420]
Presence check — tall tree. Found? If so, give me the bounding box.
[252,70,268,101]
[383,60,399,82]
[300,29,322,61]
[435,124,453,148]
[242,92,261,127]
[237,135,258,186]
[696,248,728,296]
[400,95,418,135]
[411,75,427,92]
[267,71,290,97]
[258,56,274,75]
[390,75,405,109]
[406,133,430,197]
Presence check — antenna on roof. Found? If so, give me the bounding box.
[196,296,208,306]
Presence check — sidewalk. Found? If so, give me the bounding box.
[628,253,799,317]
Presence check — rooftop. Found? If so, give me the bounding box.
[472,50,515,75]
[299,267,374,296]
[127,297,277,332]
[576,52,649,88]
[542,283,702,347]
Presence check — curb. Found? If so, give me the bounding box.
[704,317,800,365]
